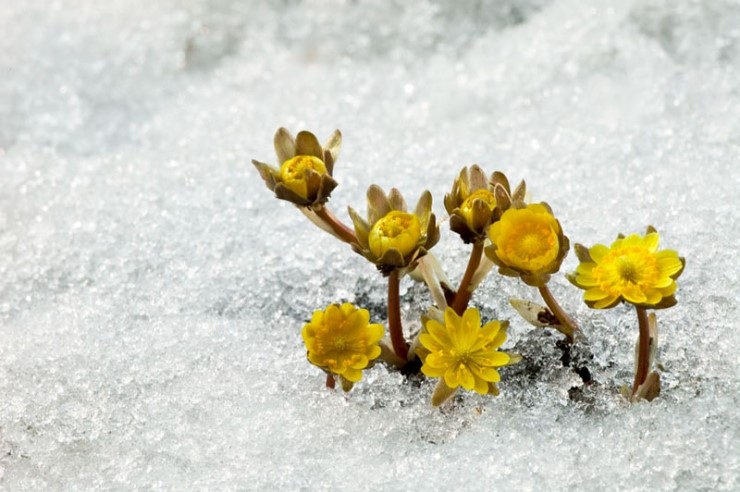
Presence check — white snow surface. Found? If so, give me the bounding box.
[2,0,740,490]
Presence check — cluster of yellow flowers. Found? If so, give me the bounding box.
[253,128,685,405]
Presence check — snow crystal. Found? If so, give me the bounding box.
[1,0,739,490]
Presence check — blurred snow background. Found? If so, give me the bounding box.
[1,0,739,489]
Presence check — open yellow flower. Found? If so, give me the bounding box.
[252,127,342,206]
[568,228,685,309]
[420,307,511,405]
[444,166,520,243]
[302,303,384,387]
[485,202,569,287]
[349,185,439,274]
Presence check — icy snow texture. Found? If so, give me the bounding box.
[1,0,740,490]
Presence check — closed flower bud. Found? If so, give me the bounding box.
[349,185,439,275]
[252,127,341,207]
[445,166,520,243]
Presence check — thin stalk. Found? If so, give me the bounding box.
[631,306,651,397]
[387,270,408,361]
[325,373,336,389]
[451,241,484,315]
[538,284,578,343]
[314,206,357,244]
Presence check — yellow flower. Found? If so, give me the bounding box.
[459,189,496,228]
[368,211,421,258]
[485,202,569,287]
[252,127,341,206]
[278,155,327,199]
[420,307,510,404]
[568,228,685,309]
[444,166,521,243]
[349,185,439,274]
[302,303,384,386]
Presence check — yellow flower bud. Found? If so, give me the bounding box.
[459,189,496,231]
[278,155,327,200]
[445,166,517,243]
[368,211,421,259]
[348,186,438,274]
[252,128,340,207]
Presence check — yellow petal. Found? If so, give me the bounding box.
[462,307,482,334]
[643,232,660,252]
[367,345,381,360]
[474,352,510,368]
[424,319,452,347]
[656,251,683,277]
[589,244,609,262]
[323,304,343,328]
[622,286,647,304]
[443,307,462,331]
[349,355,369,369]
[584,288,609,301]
[594,294,619,309]
[343,368,362,382]
[470,364,502,382]
[455,365,475,390]
[473,376,489,395]
[421,362,446,378]
[659,281,677,296]
[366,323,385,344]
[490,331,507,350]
[419,333,444,353]
[644,289,662,305]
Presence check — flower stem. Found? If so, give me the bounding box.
[538,284,578,343]
[451,241,484,315]
[631,306,651,397]
[325,373,336,389]
[314,206,357,244]
[388,269,408,361]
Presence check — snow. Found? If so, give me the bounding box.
[1,0,739,490]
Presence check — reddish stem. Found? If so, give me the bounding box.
[314,206,357,244]
[538,284,578,343]
[451,241,484,315]
[325,373,336,389]
[387,269,408,361]
[631,306,651,397]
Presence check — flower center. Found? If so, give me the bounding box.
[368,211,422,258]
[278,155,327,199]
[616,255,639,282]
[279,155,327,181]
[593,246,660,295]
[455,350,471,365]
[504,222,558,269]
[333,336,347,352]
